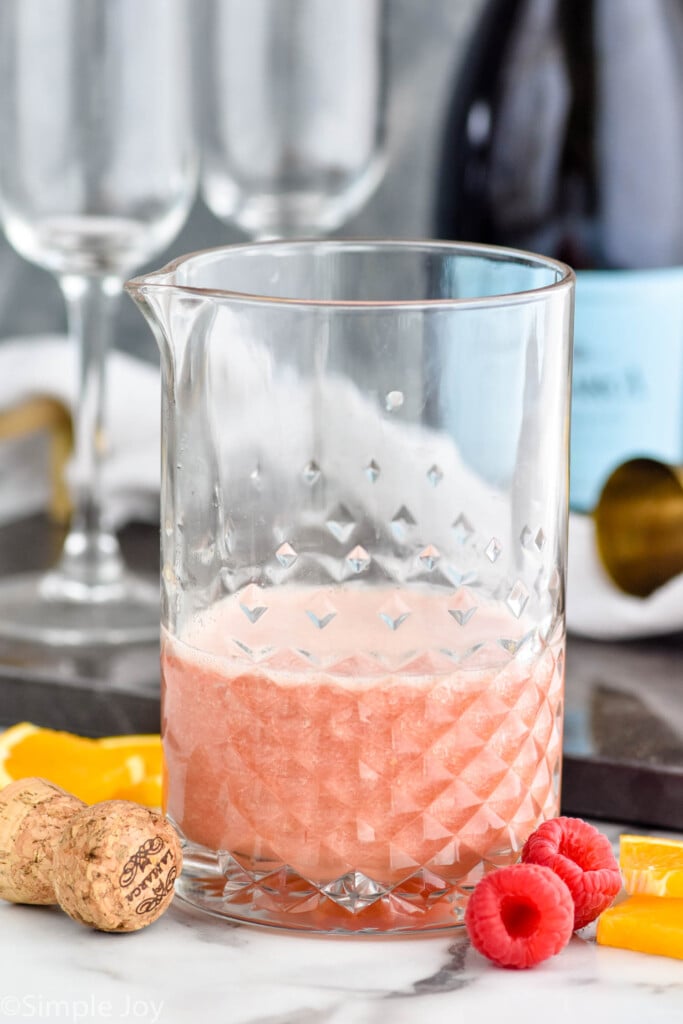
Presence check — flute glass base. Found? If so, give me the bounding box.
[0,570,159,647]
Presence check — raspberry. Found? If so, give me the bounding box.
[522,817,622,930]
[464,863,574,969]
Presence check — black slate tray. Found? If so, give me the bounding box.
[562,632,683,830]
[1,515,682,831]
[0,514,161,735]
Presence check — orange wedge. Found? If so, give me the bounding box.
[620,834,683,898]
[98,734,163,778]
[98,734,163,808]
[0,722,163,807]
[113,774,163,809]
[597,895,683,960]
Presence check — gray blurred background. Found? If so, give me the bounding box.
[0,0,484,361]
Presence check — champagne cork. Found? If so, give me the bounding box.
[53,801,181,932]
[0,778,85,905]
[0,778,182,932]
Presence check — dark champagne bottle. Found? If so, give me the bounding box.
[434,0,683,511]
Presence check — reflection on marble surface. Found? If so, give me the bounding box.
[1,825,682,1024]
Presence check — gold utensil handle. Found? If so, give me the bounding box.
[594,457,683,597]
[0,396,73,523]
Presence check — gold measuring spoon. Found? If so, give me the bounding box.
[594,457,683,597]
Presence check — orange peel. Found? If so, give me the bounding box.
[619,834,683,898]
[0,723,162,807]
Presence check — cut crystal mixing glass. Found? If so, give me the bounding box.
[127,240,575,934]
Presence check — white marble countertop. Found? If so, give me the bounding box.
[1,823,682,1024]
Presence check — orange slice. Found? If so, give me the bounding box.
[113,774,163,809]
[597,895,683,960]
[98,735,163,807]
[0,722,151,805]
[0,721,38,785]
[620,834,683,897]
[98,734,163,778]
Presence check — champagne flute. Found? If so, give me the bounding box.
[0,0,197,645]
[200,0,388,239]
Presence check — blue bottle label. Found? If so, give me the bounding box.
[570,267,683,511]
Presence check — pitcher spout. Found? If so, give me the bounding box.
[125,265,176,360]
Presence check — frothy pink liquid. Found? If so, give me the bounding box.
[162,587,563,889]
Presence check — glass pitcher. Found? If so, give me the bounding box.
[127,240,574,934]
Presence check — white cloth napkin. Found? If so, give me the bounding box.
[0,335,160,529]
[1,335,680,640]
[566,514,683,640]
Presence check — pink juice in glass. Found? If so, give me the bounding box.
[162,586,563,926]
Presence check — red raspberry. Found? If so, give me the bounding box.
[522,817,622,930]
[464,863,574,969]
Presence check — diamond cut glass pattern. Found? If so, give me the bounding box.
[506,581,531,619]
[346,546,371,574]
[485,537,502,563]
[390,506,417,543]
[302,460,322,485]
[377,593,412,631]
[322,872,390,913]
[418,545,441,571]
[448,606,477,626]
[275,542,298,568]
[146,240,573,934]
[452,513,475,545]
[446,568,478,588]
[238,584,268,624]
[305,593,338,630]
[325,503,356,543]
[364,459,381,483]
[163,632,565,931]
[521,525,547,553]
[427,464,443,487]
